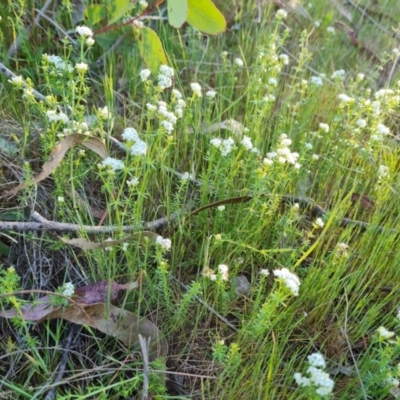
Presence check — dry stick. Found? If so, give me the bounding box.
[42,324,80,400]
[139,335,150,400]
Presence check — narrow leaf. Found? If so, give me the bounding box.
[168,0,188,28]
[108,0,136,25]
[186,0,226,35]
[85,4,107,26]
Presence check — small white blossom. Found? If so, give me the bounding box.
[276,9,288,19]
[241,135,253,150]
[279,54,289,65]
[130,139,147,156]
[356,118,367,128]
[268,77,278,86]
[338,93,354,103]
[180,172,194,181]
[86,37,95,46]
[159,65,174,78]
[57,196,65,203]
[121,242,129,251]
[308,353,326,368]
[312,154,320,160]
[46,110,69,124]
[263,158,274,166]
[211,137,235,156]
[75,62,88,73]
[9,75,24,87]
[314,20,321,27]
[206,90,217,99]
[331,69,345,79]
[234,58,244,67]
[273,268,300,296]
[327,26,335,34]
[157,74,173,89]
[310,76,323,86]
[314,217,325,228]
[260,269,270,276]
[378,165,389,179]
[217,205,225,211]
[319,123,329,133]
[98,106,111,120]
[76,25,93,37]
[101,157,125,172]
[190,82,202,97]
[218,264,229,281]
[375,89,394,99]
[127,177,140,187]
[156,236,172,251]
[122,127,139,142]
[140,69,151,82]
[377,326,395,340]
[172,89,182,99]
[357,73,365,82]
[161,120,174,134]
[62,282,75,297]
[139,0,148,8]
[146,103,157,111]
[377,123,390,135]
[294,373,310,387]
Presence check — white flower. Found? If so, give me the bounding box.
[130,139,147,156]
[234,58,244,67]
[241,135,253,150]
[378,165,389,179]
[331,69,345,79]
[44,54,73,72]
[356,118,367,128]
[9,75,24,86]
[86,37,95,46]
[312,154,320,160]
[190,82,202,97]
[161,120,174,134]
[377,123,390,135]
[279,54,289,65]
[46,110,69,124]
[314,20,321,27]
[139,0,148,8]
[98,106,111,120]
[202,267,217,281]
[294,373,310,387]
[57,196,65,203]
[157,74,172,89]
[218,264,229,281]
[307,366,334,394]
[266,151,277,159]
[377,326,395,340]
[327,26,335,34]
[159,65,174,78]
[375,89,394,99]
[172,89,182,99]
[62,282,75,297]
[263,158,274,166]
[75,62,88,73]
[206,90,217,99]
[156,236,172,251]
[76,25,93,37]
[217,205,225,211]
[210,137,235,156]
[101,157,125,172]
[276,9,288,19]
[210,138,222,148]
[146,103,157,111]
[319,123,329,133]
[308,353,326,368]
[338,93,354,103]
[121,242,129,251]
[140,69,151,82]
[314,217,325,228]
[127,177,140,187]
[268,77,278,86]
[357,73,365,81]
[122,127,139,142]
[260,269,270,276]
[310,76,323,86]
[273,268,300,296]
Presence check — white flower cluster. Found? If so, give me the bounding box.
[59,120,90,137]
[263,134,300,169]
[319,123,329,133]
[158,101,179,133]
[331,69,345,79]
[314,217,325,228]
[121,127,147,156]
[210,137,235,156]
[62,282,75,297]
[140,68,151,82]
[190,82,202,97]
[75,62,88,73]
[276,9,288,19]
[43,54,73,73]
[9,75,24,87]
[156,235,172,251]
[100,157,125,173]
[46,110,69,124]
[377,326,395,340]
[335,242,349,258]
[98,106,111,120]
[310,76,323,86]
[76,25,93,37]
[378,165,389,181]
[241,135,253,150]
[338,93,354,104]
[294,353,334,396]
[157,64,174,89]
[202,264,229,281]
[234,58,244,67]
[273,268,300,296]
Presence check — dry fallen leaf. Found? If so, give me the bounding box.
[3,134,107,198]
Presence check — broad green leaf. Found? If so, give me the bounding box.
[0,241,10,256]
[108,0,136,25]
[85,4,107,26]
[136,27,168,74]
[187,0,226,35]
[168,0,188,28]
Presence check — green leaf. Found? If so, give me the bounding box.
[168,0,188,28]
[108,0,136,25]
[186,0,226,35]
[0,241,10,256]
[136,27,168,74]
[84,4,107,26]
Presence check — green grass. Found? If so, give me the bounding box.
[1,0,400,398]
